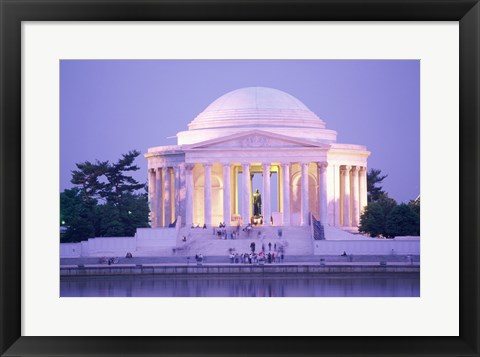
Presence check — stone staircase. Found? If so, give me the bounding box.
[174,225,313,257]
[131,224,366,258]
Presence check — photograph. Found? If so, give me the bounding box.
[2,0,477,354]
[59,59,420,297]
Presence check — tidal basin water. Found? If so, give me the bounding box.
[60,273,420,297]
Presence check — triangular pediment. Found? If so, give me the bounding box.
[184,130,330,150]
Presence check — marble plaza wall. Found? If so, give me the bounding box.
[60,228,178,258]
[313,239,420,256]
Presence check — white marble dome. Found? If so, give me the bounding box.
[177,86,337,145]
[188,87,325,130]
[203,86,310,112]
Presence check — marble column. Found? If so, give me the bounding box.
[301,162,309,226]
[174,165,180,223]
[223,163,231,226]
[343,165,351,227]
[164,167,172,226]
[351,166,360,227]
[318,162,328,225]
[185,163,194,227]
[282,163,291,226]
[262,163,271,225]
[359,166,367,214]
[155,167,163,227]
[242,163,251,225]
[178,163,186,225]
[204,164,212,227]
[334,164,341,227]
[148,168,156,227]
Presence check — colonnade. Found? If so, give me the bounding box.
[339,165,368,227]
[148,164,186,228]
[148,162,367,228]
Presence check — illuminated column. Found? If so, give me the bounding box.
[174,165,180,223]
[204,163,212,227]
[351,166,360,227]
[318,162,328,225]
[164,167,172,226]
[262,163,271,225]
[223,163,231,225]
[282,163,291,226]
[301,162,309,226]
[178,163,186,225]
[242,163,251,225]
[185,163,194,227]
[148,168,156,227]
[233,166,238,215]
[359,166,368,214]
[343,165,351,227]
[334,164,341,227]
[155,167,163,227]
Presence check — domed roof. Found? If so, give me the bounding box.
[188,87,324,130]
[204,86,310,112]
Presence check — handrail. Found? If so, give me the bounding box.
[311,214,325,240]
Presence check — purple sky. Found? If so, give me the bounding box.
[60,60,419,203]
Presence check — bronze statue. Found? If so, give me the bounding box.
[253,189,262,217]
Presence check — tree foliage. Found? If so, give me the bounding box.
[60,188,95,242]
[358,202,385,237]
[359,168,420,238]
[359,196,420,238]
[408,197,420,216]
[100,150,145,206]
[367,168,388,203]
[60,150,149,242]
[385,203,420,237]
[71,160,109,204]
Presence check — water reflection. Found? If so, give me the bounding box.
[60,273,420,297]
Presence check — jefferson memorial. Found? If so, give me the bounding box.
[146,87,370,230]
[60,87,420,258]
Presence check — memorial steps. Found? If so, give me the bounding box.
[171,225,314,256]
[132,225,362,257]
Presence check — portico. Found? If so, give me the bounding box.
[145,87,370,229]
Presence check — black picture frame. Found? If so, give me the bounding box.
[1,1,479,356]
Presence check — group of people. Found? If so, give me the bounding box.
[190,223,208,229]
[194,253,204,264]
[99,257,119,265]
[260,241,282,253]
[229,250,284,264]
[213,226,235,240]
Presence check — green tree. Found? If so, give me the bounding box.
[61,150,149,241]
[367,168,388,203]
[60,188,95,242]
[408,196,420,216]
[385,203,420,237]
[359,197,397,237]
[101,150,145,206]
[71,160,109,204]
[96,203,124,237]
[118,191,150,236]
[70,159,109,233]
[359,202,386,237]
